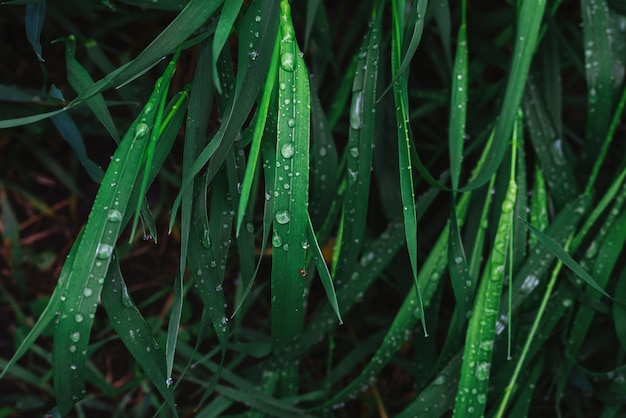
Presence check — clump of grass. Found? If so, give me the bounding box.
[1,0,626,417]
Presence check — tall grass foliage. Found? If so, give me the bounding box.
[2,0,626,416]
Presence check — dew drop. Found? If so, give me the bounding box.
[134,122,149,139]
[95,243,114,260]
[107,209,122,223]
[75,314,84,323]
[349,147,359,158]
[350,91,364,130]
[275,209,291,224]
[280,52,295,72]
[70,331,81,343]
[272,231,283,247]
[83,287,94,297]
[287,118,296,128]
[281,142,295,159]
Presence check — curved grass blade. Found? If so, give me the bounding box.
[333,3,382,282]
[25,0,45,62]
[130,45,183,241]
[307,214,341,324]
[522,219,612,300]
[523,77,578,209]
[100,255,177,415]
[270,0,310,350]
[65,35,120,143]
[236,34,280,236]
[51,77,164,416]
[391,0,427,334]
[581,0,613,161]
[453,142,517,418]
[179,38,213,281]
[460,0,547,192]
[50,113,103,183]
[212,0,244,93]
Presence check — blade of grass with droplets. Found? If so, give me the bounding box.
[523,77,578,209]
[333,3,381,282]
[65,35,120,142]
[581,0,612,161]
[586,82,626,195]
[391,0,427,334]
[50,76,166,415]
[130,45,183,242]
[461,0,547,192]
[170,0,279,228]
[522,219,613,300]
[179,38,214,280]
[211,0,244,93]
[100,255,176,415]
[188,171,230,348]
[270,0,310,350]
[453,141,517,418]
[529,164,548,249]
[447,10,470,330]
[236,34,279,236]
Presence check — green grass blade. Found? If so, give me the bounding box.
[212,0,244,93]
[65,35,120,142]
[523,77,578,209]
[270,0,310,350]
[307,214,341,324]
[25,0,45,61]
[391,0,427,334]
[50,113,103,182]
[453,141,517,418]
[100,255,177,415]
[179,38,214,280]
[461,0,547,191]
[130,44,183,242]
[522,219,612,300]
[333,3,381,281]
[581,0,613,161]
[51,78,164,415]
[236,34,279,236]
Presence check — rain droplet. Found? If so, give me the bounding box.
[83,287,94,297]
[349,147,359,158]
[350,91,364,130]
[281,142,295,159]
[550,138,566,166]
[280,52,295,72]
[121,285,134,308]
[107,209,122,223]
[275,209,291,224]
[134,123,149,139]
[287,118,296,128]
[272,231,283,247]
[95,243,113,260]
[75,314,84,323]
[70,331,81,343]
